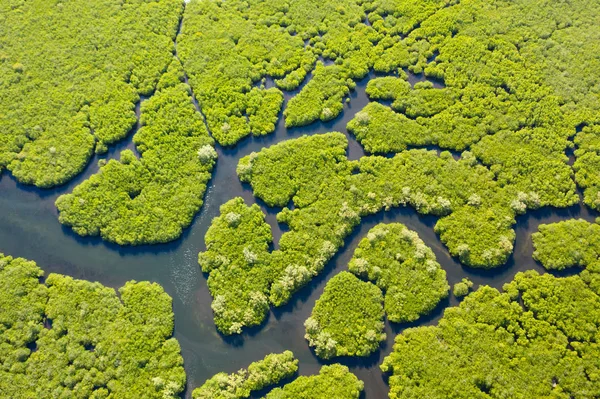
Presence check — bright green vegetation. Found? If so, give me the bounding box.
[177,0,307,145]
[0,253,185,398]
[347,0,600,211]
[55,59,216,245]
[263,364,363,399]
[198,198,274,335]
[347,102,426,154]
[177,0,453,143]
[239,132,542,270]
[349,223,449,323]
[532,219,600,272]
[381,270,600,398]
[0,0,183,187]
[304,272,385,359]
[204,130,575,333]
[574,126,600,210]
[192,351,298,399]
[452,278,474,298]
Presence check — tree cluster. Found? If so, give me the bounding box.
[56,59,216,245]
[263,364,363,399]
[349,223,449,322]
[574,126,600,210]
[0,253,185,398]
[0,0,183,187]
[346,0,600,218]
[532,219,600,272]
[177,0,455,140]
[381,270,600,398]
[205,132,549,334]
[238,132,521,273]
[198,197,274,335]
[304,272,385,359]
[192,351,298,399]
[452,278,474,298]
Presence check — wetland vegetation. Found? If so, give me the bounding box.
[348,223,449,322]
[381,271,600,398]
[0,254,185,399]
[192,351,298,399]
[304,271,386,359]
[1,0,600,397]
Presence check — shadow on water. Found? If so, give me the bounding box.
[1,60,597,399]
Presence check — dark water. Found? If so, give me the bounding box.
[0,71,596,398]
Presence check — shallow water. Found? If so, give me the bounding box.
[0,70,596,398]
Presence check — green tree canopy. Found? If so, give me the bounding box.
[192,351,298,399]
[304,271,386,359]
[0,254,185,399]
[349,223,449,322]
[56,59,216,245]
[382,270,600,398]
[263,364,363,399]
[532,219,600,271]
[0,0,183,187]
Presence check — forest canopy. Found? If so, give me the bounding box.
[532,219,600,273]
[3,0,597,248]
[0,253,185,399]
[55,59,216,245]
[304,271,386,359]
[381,270,600,398]
[192,351,298,399]
[349,223,449,322]
[263,364,364,399]
[201,131,571,334]
[0,0,183,187]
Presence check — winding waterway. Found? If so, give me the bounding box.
[0,69,596,398]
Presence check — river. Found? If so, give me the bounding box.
[0,70,595,398]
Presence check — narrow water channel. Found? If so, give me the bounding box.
[0,67,595,398]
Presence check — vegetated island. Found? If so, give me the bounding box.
[304,271,386,359]
[56,58,216,245]
[452,277,474,298]
[303,223,449,359]
[263,364,364,399]
[192,353,363,399]
[532,218,600,274]
[381,270,600,397]
[0,253,186,398]
[348,223,449,322]
[192,351,298,399]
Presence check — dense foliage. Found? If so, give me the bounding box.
[452,278,474,298]
[219,132,548,332]
[192,351,298,399]
[178,0,305,144]
[56,59,216,245]
[349,223,449,322]
[0,254,185,398]
[346,0,599,214]
[0,0,182,187]
[304,272,385,359]
[263,364,363,399]
[574,126,600,210]
[239,132,525,271]
[177,0,456,143]
[532,219,600,271]
[347,101,426,154]
[198,197,274,335]
[381,270,600,398]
